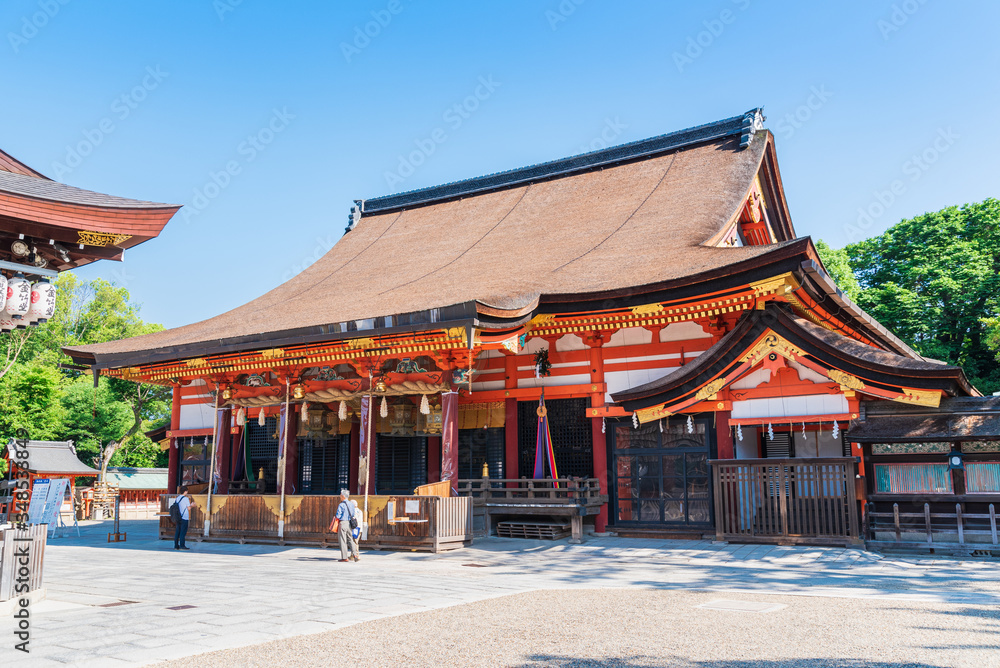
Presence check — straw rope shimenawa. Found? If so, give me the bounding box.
[65,126,791,363]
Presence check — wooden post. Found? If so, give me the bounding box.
[441,391,459,490]
[504,353,519,486]
[167,383,181,494]
[587,340,609,533]
[203,386,221,538]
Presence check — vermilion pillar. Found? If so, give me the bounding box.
[441,391,459,489]
[167,384,181,494]
[587,338,609,533]
[715,410,734,460]
[504,353,519,483]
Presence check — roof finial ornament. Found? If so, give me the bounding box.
[345,200,363,233]
[740,108,765,149]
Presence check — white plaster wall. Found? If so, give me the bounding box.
[517,372,591,389]
[661,321,712,342]
[179,402,215,430]
[604,368,674,403]
[730,394,848,420]
[556,334,586,351]
[605,327,652,348]
[790,360,828,384]
[730,368,772,389]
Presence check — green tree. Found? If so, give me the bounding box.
[816,240,861,301]
[839,198,1000,394]
[0,273,170,469]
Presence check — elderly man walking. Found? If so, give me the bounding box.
[329,489,360,562]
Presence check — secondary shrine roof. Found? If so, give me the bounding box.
[847,397,1000,442]
[0,148,180,269]
[3,439,100,476]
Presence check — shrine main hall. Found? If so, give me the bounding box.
[65,109,999,549]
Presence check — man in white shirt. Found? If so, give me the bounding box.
[173,487,192,550]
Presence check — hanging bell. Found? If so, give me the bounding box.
[258,408,265,427]
[420,394,430,415]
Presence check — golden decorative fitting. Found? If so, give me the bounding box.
[716,402,725,410]
[895,388,942,408]
[260,348,285,360]
[635,404,672,424]
[630,303,663,316]
[536,405,548,418]
[827,369,864,392]
[446,327,467,343]
[741,333,805,364]
[77,230,133,247]
[185,358,208,368]
[695,378,726,401]
[500,336,520,354]
[749,272,799,298]
[344,337,374,350]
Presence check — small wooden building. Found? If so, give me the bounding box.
[104,467,169,519]
[63,109,987,549]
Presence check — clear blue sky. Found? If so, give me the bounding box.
[2,1,997,329]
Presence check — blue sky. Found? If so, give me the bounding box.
[1,1,997,329]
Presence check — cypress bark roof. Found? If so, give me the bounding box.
[66,110,797,366]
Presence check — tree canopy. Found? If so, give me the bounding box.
[818,198,1000,394]
[0,274,169,473]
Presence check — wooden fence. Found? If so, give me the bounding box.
[159,493,473,552]
[866,502,999,555]
[711,458,861,546]
[0,525,47,601]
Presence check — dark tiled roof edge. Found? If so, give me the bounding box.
[360,108,764,215]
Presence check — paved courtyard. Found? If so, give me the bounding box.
[3,519,1000,667]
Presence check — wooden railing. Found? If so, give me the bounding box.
[0,525,47,601]
[866,502,999,554]
[712,458,861,546]
[158,493,473,553]
[456,477,605,504]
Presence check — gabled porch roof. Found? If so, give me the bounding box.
[612,304,976,422]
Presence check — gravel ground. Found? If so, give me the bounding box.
[157,589,1000,668]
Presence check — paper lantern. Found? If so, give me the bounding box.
[4,274,31,320]
[0,315,16,332]
[28,280,56,324]
[0,275,7,313]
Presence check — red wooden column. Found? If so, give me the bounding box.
[217,407,233,492]
[348,421,360,494]
[167,384,181,494]
[586,333,609,533]
[441,391,459,489]
[715,410,734,460]
[504,353,519,483]
[284,406,299,494]
[427,436,441,483]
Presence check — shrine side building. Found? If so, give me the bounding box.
[65,110,1000,549]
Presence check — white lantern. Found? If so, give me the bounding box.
[4,274,31,321]
[0,315,16,332]
[28,280,56,324]
[0,275,7,313]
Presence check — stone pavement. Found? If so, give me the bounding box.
[3,519,1000,667]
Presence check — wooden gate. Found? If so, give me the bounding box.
[711,458,861,546]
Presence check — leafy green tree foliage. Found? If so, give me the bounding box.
[815,240,861,301]
[831,198,1000,394]
[0,273,169,469]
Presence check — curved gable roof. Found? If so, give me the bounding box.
[67,112,792,366]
